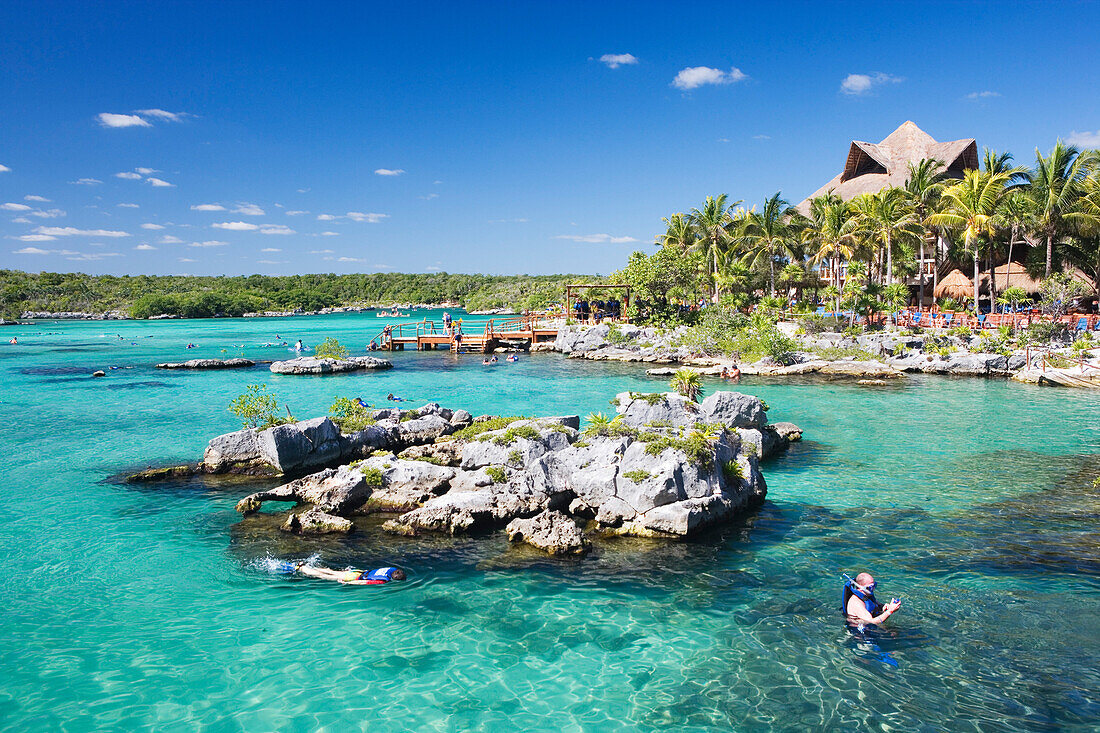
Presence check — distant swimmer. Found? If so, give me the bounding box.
[354,397,370,409]
[186,343,196,349]
[8,337,16,345]
[386,393,406,402]
[292,563,406,585]
[843,572,901,630]
[295,339,304,351]
[507,354,519,362]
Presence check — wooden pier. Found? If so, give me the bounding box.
[373,315,560,354]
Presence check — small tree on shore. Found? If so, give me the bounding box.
[671,369,703,402]
[229,384,283,429]
[315,337,349,360]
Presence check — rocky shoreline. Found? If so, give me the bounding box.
[149,391,802,555]
[552,323,1069,380]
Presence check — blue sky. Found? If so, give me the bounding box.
[2,1,1098,277]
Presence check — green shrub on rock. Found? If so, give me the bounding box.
[329,397,376,432]
[315,337,349,360]
[229,384,289,429]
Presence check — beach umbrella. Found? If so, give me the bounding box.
[934,269,973,300]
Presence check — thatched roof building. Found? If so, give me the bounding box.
[981,262,1042,294]
[797,121,977,214]
[934,269,974,300]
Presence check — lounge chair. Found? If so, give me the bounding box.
[1076,317,1088,332]
[941,313,953,328]
[911,312,922,326]
[977,314,987,328]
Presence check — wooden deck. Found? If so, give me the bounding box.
[373,315,560,354]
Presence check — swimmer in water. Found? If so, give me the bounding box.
[8,337,16,345]
[295,339,304,351]
[843,572,901,630]
[296,563,406,585]
[386,393,406,402]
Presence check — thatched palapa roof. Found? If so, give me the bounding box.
[797,121,978,214]
[934,269,974,300]
[981,262,1042,294]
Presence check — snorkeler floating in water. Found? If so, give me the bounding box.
[843,572,901,630]
[386,393,407,402]
[281,562,406,585]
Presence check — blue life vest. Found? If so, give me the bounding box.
[365,567,399,582]
[842,580,883,619]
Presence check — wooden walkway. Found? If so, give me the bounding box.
[373,315,560,354]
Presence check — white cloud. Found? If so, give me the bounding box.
[967,91,1000,99]
[232,203,265,216]
[34,226,130,237]
[286,210,308,216]
[189,240,228,247]
[316,213,338,221]
[24,195,50,202]
[11,217,31,224]
[15,234,57,242]
[1,202,32,211]
[159,235,184,244]
[1066,130,1100,147]
[753,134,771,140]
[672,66,746,90]
[134,109,185,122]
[374,168,405,176]
[346,211,387,223]
[260,225,295,235]
[212,221,259,231]
[425,266,442,272]
[98,112,151,128]
[0,164,9,172]
[70,178,102,185]
[260,247,282,252]
[599,53,638,69]
[117,203,140,208]
[419,193,439,200]
[134,167,158,175]
[433,180,442,185]
[134,244,156,250]
[14,246,51,254]
[191,203,226,211]
[553,233,638,244]
[257,259,286,265]
[488,217,529,223]
[178,257,196,262]
[840,72,903,95]
[320,231,340,236]
[146,177,174,187]
[29,208,65,218]
[66,251,122,261]
[309,249,335,254]
[296,188,310,193]
[141,223,165,230]
[115,171,143,180]
[338,256,366,262]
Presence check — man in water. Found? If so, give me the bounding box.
[297,564,406,585]
[844,572,901,628]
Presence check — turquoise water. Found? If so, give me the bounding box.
[1,311,1098,731]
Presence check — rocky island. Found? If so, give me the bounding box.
[196,391,801,554]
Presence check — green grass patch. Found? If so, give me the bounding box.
[485,466,508,483]
[721,460,744,483]
[451,416,528,441]
[622,469,652,483]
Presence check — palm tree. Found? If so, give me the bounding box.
[980,150,1027,306]
[849,187,922,285]
[993,190,1036,298]
[656,212,696,250]
[904,159,949,308]
[803,194,857,314]
[929,169,1013,314]
[1065,173,1100,296]
[1026,141,1096,277]
[736,192,804,297]
[688,195,740,302]
[670,368,702,402]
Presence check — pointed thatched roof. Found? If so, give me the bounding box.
[981,262,1042,294]
[797,121,978,213]
[934,268,974,300]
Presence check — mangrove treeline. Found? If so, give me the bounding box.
[0,271,592,318]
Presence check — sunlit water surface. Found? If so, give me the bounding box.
[1,311,1098,731]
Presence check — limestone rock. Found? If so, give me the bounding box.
[203,428,262,472]
[506,510,590,555]
[398,441,464,466]
[269,355,393,374]
[771,422,803,442]
[256,417,343,474]
[700,391,768,429]
[395,414,454,445]
[156,358,254,369]
[91,370,106,377]
[282,508,354,534]
[236,465,372,515]
[615,391,705,429]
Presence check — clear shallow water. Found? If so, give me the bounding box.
[1,311,1098,731]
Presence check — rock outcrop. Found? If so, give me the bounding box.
[269,355,392,374]
[506,510,590,555]
[282,508,354,534]
[229,392,800,545]
[156,358,255,369]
